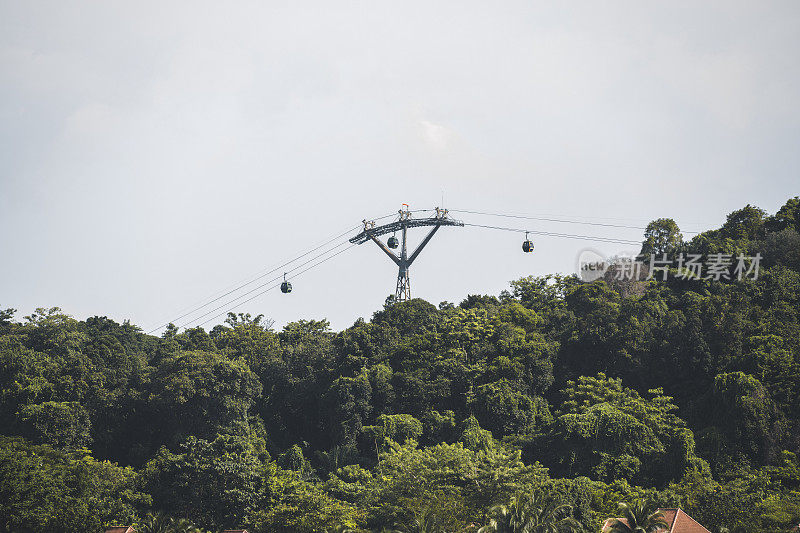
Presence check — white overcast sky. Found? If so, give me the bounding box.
[1,1,798,332]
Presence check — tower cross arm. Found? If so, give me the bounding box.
[366,232,401,266]
[349,216,463,244]
[407,223,441,266]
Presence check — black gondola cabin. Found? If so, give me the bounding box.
[281,273,292,293]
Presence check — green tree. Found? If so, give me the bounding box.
[136,513,204,533]
[325,371,374,449]
[0,307,16,332]
[146,350,262,448]
[18,400,91,448]
[603,500,667,533]
[143,434,263,530]
[720,205,766,241]
[535,374,703,485]
[251,464,361,532]
[0,436,150,533]
[765,196,799,232]
[479,491,581,533]
[473,379,552,437]
[640,218,683,256]
[211,312,279,373]
[695,372,778,469]
[363,413,423,443]
[392,506,446,533]
[368,426,547,528]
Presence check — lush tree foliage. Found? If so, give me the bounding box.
[0,437,150,532]
[604,500,667,533]
[1,197,800,532]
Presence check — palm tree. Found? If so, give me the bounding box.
[325,526,360,533]
[136,513,172,533]
[392,506,446,533]
[136,513,204,533]
[604,500,668,533]
[479,492,530,533]
[167,519,204,533]
[524,493,583,533]
[478,492,582,533]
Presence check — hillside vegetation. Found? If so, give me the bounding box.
[2,197,800,532]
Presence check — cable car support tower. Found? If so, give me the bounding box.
[350,206,463,302]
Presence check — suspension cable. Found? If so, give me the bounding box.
[450,208,701,234]
[150,205,660,333]
[147,209,428,334]
[189,243,358,329]
[145,222,363,334]
[174,241,354,330]
[463,222,643,245]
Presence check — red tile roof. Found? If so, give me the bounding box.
[105,528,135,533]
[602,517,630,531]
[601,508,709,533]
[659,508,710,533]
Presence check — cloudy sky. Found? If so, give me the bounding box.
[2,1,798,332]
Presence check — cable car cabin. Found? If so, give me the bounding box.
[522,240,534,253]
[281,281,292,293]
[387,236,399,248]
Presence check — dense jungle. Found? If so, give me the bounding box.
[2,197,800,532]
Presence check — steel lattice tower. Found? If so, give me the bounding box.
[349,206,463,302]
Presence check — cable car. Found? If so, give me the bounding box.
[387,235,399,249]
[280,273,292,293]
[522,232,534,253]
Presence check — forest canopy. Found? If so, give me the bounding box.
[1,197,800,532]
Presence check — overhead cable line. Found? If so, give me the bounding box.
[150,205,655,333]
[451,208,701,234]
[175,240,354,331]
[463,222,643,245]
[190,243,358,329]
[147,209,415,334]
[146,222,364,334]
[173,209,436,330]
